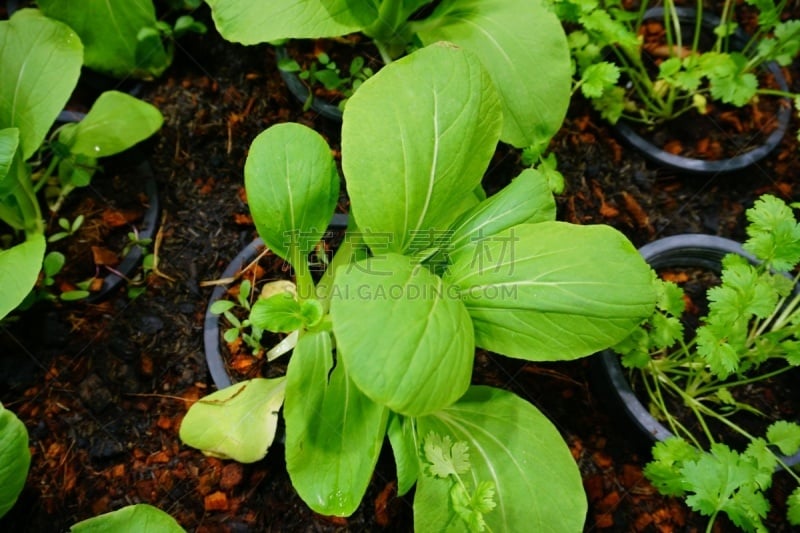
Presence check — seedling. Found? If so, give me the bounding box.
[279,52,375,112]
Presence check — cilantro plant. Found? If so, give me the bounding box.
[181,43,657,531]
[548,0,800,132]
[612,195,800,531]
[0,9,164,319]
[204,0,571,152]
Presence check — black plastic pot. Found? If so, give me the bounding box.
[274,46,344,122]
[204,213,349,389]
[50,113,161,303]
[612,7,792,174]
[85,160,159,303]
[596,234,800,468]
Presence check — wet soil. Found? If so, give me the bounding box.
[1,3,800,532]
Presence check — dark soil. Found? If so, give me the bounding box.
[2,2,800,532]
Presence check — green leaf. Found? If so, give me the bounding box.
[0,9,82,160]
[415,386,586,532]
[0,129,19,188]
[249,292,321,333]
[331,253,474,415]
[38,0,169,79]
[342,43,502,254]
[704,52,758,107]
[788,486,800,525]
[57,91,164,159]
[766,420,800,456]
[681,443,767,530]
[0,235,46,321]
[70,503,185,532]
[179,378,286,463]
[448,169,556,256]
[205,0,368,44]
[444,222,656,361]
[284,330,388,516]
[644,437,702,497]
[423,432,471,478]
[416,0,571,148]
[244,123,339,264]
[386,414,419,496]
[580,62,619,99]
[0,403,30,519]
[743,194,800,272]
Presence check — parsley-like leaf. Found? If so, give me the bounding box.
[788,486,800,525]
[766,421,800,456]
[423,432,470,479]
[743,195,800,271]
[580,62,620,98]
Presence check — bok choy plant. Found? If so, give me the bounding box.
[0,9,163,318]
[203,0,571,153]
[180,42,657,531]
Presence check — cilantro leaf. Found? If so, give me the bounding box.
[743,195,800,271]
[423,432,470,479]
[644,438,700,496]
[766,421,800,456]
[696,323,742,378]
[681,443,767,530]
[580,62,620,99]
[788,486,800,525]
[702,52,758,106]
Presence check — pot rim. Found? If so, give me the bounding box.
[274,45,344,122]
[612,7,793,174]
[598,233,800,467]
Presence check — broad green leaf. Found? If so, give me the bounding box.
[416,0,571,148]
[0,9,82,160]
[387,413,419,496]
[342,43,502,254]
[0,235,46,321]
[0,403,30,519]
[284,330,388,516]
[444,222,656,361]
[0,129,19,188]
[205,0,367,44]
[57,91,164,159]
[70,503,185,532]
[38,0,169,79]
[415,386,586,532]
[331,253,474,415]
[448,169,556,255]
[244,123,339,264]
[179,378,286,463]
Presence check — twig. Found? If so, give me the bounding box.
[199,246,271,287]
